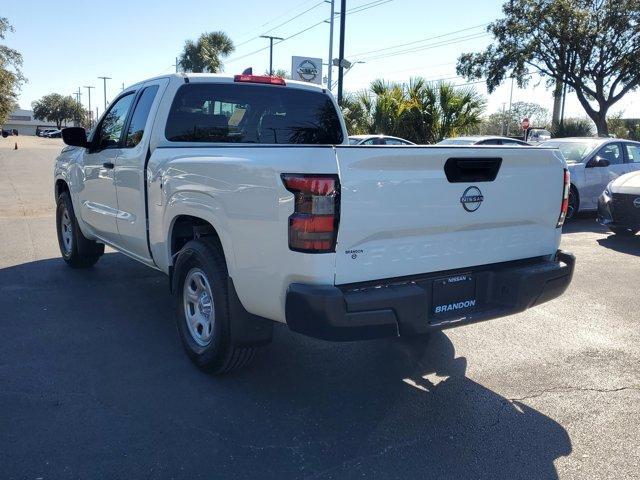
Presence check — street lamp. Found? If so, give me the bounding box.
[98,76,111,111]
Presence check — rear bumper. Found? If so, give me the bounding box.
[285,250,575,341]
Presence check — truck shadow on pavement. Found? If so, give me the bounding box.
[1,253,571,480]
[562,213,608,234]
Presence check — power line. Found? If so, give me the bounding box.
[262,0,325,36]
[346,0,393,15]
[352,22,489,58]
[358,32,490,62]
[234,0,325,49]
[227,0,395,65]
[234,0,318,42]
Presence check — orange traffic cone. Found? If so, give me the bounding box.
[14,142,18,150]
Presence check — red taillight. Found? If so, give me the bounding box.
[557,169,570,228]
[234,74,286,86]
[282,174,339,253]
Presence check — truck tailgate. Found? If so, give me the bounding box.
[334,146,565,285]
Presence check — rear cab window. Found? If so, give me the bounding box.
[165,83,343,144]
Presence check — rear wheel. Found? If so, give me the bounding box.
[173,237,256,374]
[610,226,638,237]
[56,191,104,268]
[566,186,579,220]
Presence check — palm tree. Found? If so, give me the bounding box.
[341,78,486,144]
[179,31,234,73]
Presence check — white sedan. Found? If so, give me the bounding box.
[540,137,640,219]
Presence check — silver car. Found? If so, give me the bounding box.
[348,134,415,145]
[540,137,640,219]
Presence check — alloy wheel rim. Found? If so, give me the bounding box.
[183,268,215,347]
[60,208,73,254]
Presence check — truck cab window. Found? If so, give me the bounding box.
[125,85,159,148]
[93,93,134,150]
[165,83,343,144]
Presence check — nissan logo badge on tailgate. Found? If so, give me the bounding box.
[634,198,640,208]
[460,186,484,212]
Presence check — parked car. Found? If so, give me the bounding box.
[437,136,530,146]
[348,134,415,145]
[539,137,640,219]
[37,129,56,137]
[526,128,552,145]
[597,170,640,236]
[54,72,574,374]
[45,129,62,138]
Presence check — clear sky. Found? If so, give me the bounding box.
[4,0,640,120]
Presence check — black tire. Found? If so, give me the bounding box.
[610,226,638,237]
[566,186,579,221]
[173,237,255,374]
[56,191,104,268]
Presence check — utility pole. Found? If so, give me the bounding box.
[337,0,346,104]
[326,0,335,91]
[174,56,179,73]
[506,75,514,136]
[260,35,284,75]
[98,76,111,111]
[75,87,82,105]
[122,82,125,91]
[83,86,95,127]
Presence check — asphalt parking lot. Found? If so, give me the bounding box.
[1,136,639,479]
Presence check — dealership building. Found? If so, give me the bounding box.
[2,108,58,136]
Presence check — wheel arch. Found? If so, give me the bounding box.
[55,177,69,200]
[570,183,580,212]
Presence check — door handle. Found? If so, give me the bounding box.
[102,162,114,169]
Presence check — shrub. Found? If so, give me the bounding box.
[552,118,594,138]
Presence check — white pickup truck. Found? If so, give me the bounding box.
[54,73,575,373]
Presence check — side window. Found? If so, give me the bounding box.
[386,138,408,145]
[94,93,134,151]
[597,143,623,165]
[625,144,640,163]
[125,85,159,148]
[478,139,501,145]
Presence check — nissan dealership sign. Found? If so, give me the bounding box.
[291,56,323,85]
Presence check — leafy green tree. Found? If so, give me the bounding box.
[0,17,25,124]
[264,69,289,78]
[480,102,550,136]
[32,94,86,129]
[342,78,486,143]
[179,31,234,73]
[456,0,640,137]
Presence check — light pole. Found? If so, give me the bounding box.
[326,0,335,90]
[260,35,284,75]
[98,76,111,111]
[83,86,95,127]
[506,75,514,136]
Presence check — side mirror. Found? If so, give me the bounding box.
[61,127,88,148]
[588,156,610,168]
